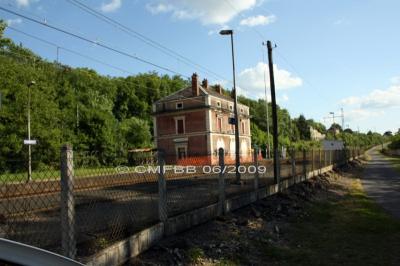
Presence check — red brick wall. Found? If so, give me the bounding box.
[188,135,208,155]
[156,110,207,136]
[157,135,209,164]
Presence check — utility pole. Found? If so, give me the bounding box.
[262,43,271,158]
[266,41,280,184]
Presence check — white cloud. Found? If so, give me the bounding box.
[15,0,30,7]
[341,84,400,109]
[390,76,400,84]
[280,94,289,102]
[146,0,258,25]
[237,62,303,96]
[6,18,22,26]
[340,78,400,127]
[207,24,230,36]
[344,109,384,123]
[146,3,173,14]
[239,14,276,27]
[100,0,122,13]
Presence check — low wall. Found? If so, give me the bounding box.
[84,162,337,266]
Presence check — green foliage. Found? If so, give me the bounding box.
[0,23,188,170]
[329,123,342,132]
[294,114,310,140]
[326,130,386,149]
[389,134,400,150]
[0,21,386,170]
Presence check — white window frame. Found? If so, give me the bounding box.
[176,102,183,109]
[176,145,188,160]
[217,117,223,132]
[174,116,185,134]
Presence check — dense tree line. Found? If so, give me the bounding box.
[0,21,386,171]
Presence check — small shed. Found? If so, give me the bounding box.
[322,140,344,150]
[127,148,156,165]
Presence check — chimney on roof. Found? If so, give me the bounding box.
[201,79,208,89]
[191,73,199,96]
[215,84,223,95]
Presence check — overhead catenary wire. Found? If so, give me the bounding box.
[224,0,335,108]
[65,0,231,84]
[0,6,189,78]
[7,26,136,75]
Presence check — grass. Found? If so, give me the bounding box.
[258,179,400,266]
[0,166,119,183]
[187,247,205,263]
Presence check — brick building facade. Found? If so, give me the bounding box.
[153,73,252,164]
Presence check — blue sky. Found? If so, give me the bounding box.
[1,0,399,133]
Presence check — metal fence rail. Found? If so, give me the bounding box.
[0,145,363,261]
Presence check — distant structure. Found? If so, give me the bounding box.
[310,126,325,141]
[322,140,344,150]
[152,73,252,164]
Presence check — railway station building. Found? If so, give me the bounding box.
[152,73,252,164]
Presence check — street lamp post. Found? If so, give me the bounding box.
[27,80,36,182]
[330,112,335,124]
[220,29,241,183]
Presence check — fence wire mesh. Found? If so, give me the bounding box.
[0,146,363,261]
[72,149,159,258]
[163,153,219,217]
[0,159,62,253]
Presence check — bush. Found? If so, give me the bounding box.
[388,135,400,150]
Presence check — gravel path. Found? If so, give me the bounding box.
[361,146,400,219]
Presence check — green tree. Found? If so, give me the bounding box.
[295,115,311,140]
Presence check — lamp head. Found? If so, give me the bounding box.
[219,29,233,35]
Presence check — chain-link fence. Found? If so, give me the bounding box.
[0,159,61,253]
[0,145,363,262]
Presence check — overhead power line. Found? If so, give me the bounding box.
[224,0,334,107]
[0,46,211,106]
[7,26,136,75]
[0,5,188,77]
[66,0,230,83]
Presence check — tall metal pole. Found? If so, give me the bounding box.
[341,108,344,130]
[220,29,241,183]
[266,41,280,184]
[230,33,241,183]
[27,81,35,182]
[262,44,271,159]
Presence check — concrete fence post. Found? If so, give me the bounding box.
[291,148,296,179]
[302,149,307,180]
[319,149,322,174]
[325,150,328,167]
[60,144,76,259]
[157,150,167,222]
[218,148,225,215]
[253,146,259,194]
[311,149,315,175]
